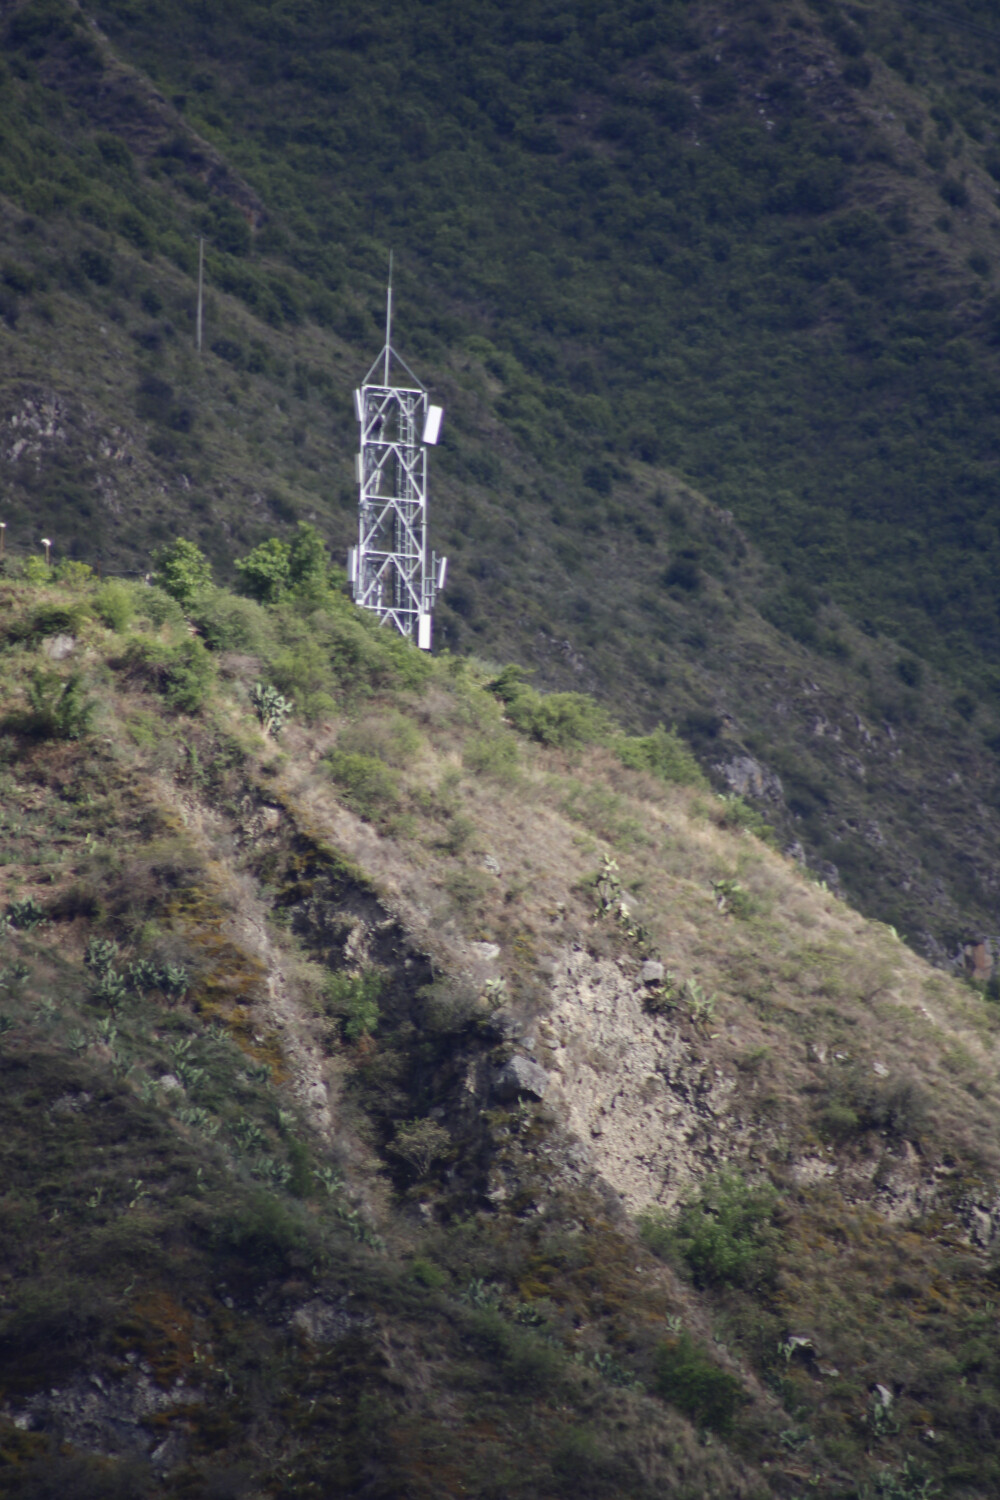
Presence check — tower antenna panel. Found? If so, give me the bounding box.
[349,255,446,649]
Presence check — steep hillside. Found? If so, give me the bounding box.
[0,1,998,959]
[2,553,1000,1497]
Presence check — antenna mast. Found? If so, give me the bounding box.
[347,254,447,650]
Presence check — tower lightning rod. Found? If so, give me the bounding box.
[384,249,392,386]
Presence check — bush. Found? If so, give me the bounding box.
[324,970,382,1039]
[213,1190,314,1285]
[189,587,269,651]
[337,711,421,767]
[287,522,332,604]
[235,537,291,604]
[462,732,520,782]
[131,585,185,629]
[468,1307,565,1392]
[616,724,706,787]
[93,580,134,633]
[324,749,400,821]
[151,537,212,608]
[21,669,94,740]
[488,666,611,749]
[119,636,215,713]
[269,636,338,721]
[388,1118,450,1177]
[639,1171,778,1288]
[653,1332,744,1432]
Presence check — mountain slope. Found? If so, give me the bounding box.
[2,558,1000,1497]
[0,1,998,958]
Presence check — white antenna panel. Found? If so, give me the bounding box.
[423,405,443,445]
[417,613,432,651]
[437,556,448,590]
[354,389,363,422]
[347,547,358,584]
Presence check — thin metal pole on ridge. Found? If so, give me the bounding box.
[347,252,447,651]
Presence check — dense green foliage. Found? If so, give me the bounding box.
[640,1170,779,1288]
[60,0,1000,692]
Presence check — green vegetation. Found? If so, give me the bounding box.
[1,556,1000,1493]
[0,0,998,957]
[640,1171,779,1289]
[653,1332,745,1433]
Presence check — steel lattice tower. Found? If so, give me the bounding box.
[347,260,446,650]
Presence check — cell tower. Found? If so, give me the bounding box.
[347,256,446,650]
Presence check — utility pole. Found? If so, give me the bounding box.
[196,236,204,354]
[347,254,447,650]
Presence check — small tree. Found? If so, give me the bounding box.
[151,538,212,608]
[388,1118,450,1178]
[288,522,331,603]
[235,537,291,604]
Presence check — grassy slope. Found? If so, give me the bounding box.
[2,561,1000,1496]
[0,2,999,948]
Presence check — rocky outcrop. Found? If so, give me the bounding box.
[494,1054,550,1102]
[716,755,783,803]
[539,949,749,1214]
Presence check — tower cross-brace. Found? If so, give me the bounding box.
[347,258,446,650]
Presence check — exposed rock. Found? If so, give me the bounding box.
[42,633,75,660]
[641,959,665,986]
[482,854,502,876]
[716,754,783,803]
[494,1055,550,1102]
[4,1371,200,1461]
[290,1298,360,1344]
[960,940,995,983]
[544,949,746,1213]
[50,1090,92,1115]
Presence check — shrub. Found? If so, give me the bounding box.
[22,669,94,740]
[462,732,520,782]
[324,970,382,1039]
[388,1118,450,1177]
[717,794,776,844]
[287,521,332,604]
[151,537,212,608]
[131,584,185,628]
[616,724,706,787]
[895,656,924,689]
[324,749,400,821]
[54,560,93,588]
[640,1171,778,1288]
[653,1332,745,1432]
[189,587,268,651]
[22,556,52,585]
[93,580,134,633]
[119,637,215,713]
[269,637,338,721]
[338,711,421,767]
[213,1190,314,1286]
[235,537,291,604]
[468,1307,565,1392]
[488,666,611,749]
